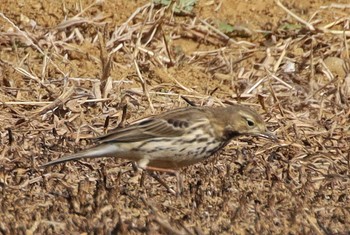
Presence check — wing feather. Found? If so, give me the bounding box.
[96,107,209,143]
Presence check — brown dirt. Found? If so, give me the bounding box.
[1,0,350,234]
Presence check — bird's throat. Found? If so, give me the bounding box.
[224,130,241,140]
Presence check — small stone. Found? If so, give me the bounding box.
[324,57,346,78]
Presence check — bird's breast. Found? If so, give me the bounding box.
[114,125,226,168]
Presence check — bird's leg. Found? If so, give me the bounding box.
[147,171,176,195]
[143,166,183,195]
[144,166,177,174]
[136,159,182,195]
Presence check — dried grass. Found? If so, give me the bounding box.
[0,0,349,234]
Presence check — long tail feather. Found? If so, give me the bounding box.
[40,144,119,167]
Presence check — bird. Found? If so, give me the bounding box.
[41,105,276,193]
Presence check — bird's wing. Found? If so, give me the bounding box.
[96,107,209,143]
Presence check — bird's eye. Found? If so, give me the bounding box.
[246,119,255,127]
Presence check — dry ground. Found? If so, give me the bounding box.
[1,0,350,234]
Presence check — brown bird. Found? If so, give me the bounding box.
[41,105,276,192]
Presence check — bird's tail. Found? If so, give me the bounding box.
[40,143,119,168]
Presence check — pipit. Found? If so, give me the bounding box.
[41,105,276,192]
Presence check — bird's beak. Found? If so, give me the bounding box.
[258,131,278,141]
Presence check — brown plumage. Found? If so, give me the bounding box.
[41,105,276,169]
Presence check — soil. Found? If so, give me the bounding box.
[1,0,350,234]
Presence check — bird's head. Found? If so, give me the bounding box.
[223,105,277,140]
